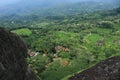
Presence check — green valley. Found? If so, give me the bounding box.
[0,0,120,80]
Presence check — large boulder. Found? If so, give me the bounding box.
[69,56,120,80]
[0,27,38,80]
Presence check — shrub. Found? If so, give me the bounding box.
[98,21,114,29]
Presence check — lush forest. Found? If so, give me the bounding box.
[0,0,120,80]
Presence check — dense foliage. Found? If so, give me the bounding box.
[0,2,120,80]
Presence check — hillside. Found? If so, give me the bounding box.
[0,0,120,80]
[9,7,120,80]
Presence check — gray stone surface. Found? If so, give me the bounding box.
[0,28,38,80]
[69,56,120,80]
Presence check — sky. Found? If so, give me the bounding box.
[0,0,89,5]
[0,0,20,6]
[0,0,119,7]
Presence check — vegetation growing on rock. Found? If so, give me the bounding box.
[0,1,120,80]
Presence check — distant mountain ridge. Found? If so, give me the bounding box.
[0,0,119,17]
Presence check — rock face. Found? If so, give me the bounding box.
[69,56,120,80]
[0,28,38,80]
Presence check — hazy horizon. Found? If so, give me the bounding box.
[0,0,119,16]
[0,0,119,7]
[0,0,21,6]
